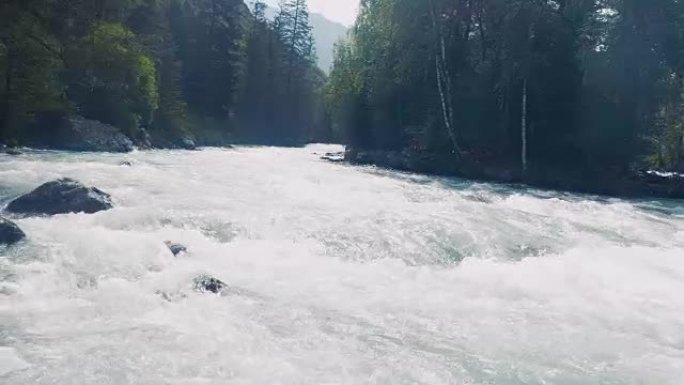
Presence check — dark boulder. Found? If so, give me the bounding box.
[6,178,113,216]
[0,217,25,245]
[134,127,153,149]
[165,241,187,256]
[181,138,197,150]
[5,148,22,156]
[30,116,134,153]
[193,275,227,294]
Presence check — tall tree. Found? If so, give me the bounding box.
[328,0,684,178]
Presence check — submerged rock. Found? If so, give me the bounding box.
[321,152,345,163]
[165,241,187,256]
[119,160,133,167]
[0,217,25,245]
[5,148,22,156]
[193,275,227,294]
[157,290,188,302]
[6,178,113,216]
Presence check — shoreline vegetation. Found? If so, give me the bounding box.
[2,0,684,200]
[326,0,684,199]
[2,141,682,200]
[1,1,325,150]
[341,148,684,200]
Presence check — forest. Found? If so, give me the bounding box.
[2,0,684,185]
[0,0,324,148]
[327,0,684,182]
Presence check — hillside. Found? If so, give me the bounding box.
[309,12,348,73]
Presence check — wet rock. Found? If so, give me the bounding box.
[193,275,227,294]
[157,290,187,302]
[29,116,134,153]
[165,241,187,256]
[181,138,197,150]
[6,178,113,216]
[76,276,98,289]
[0,217,25,245]
[119,160,133,167]
[629,171,684,199]
[321,152,345,163]
[5,148,22,156]
[134,127,153,149]
[58,116,134,153]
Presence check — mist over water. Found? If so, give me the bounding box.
[1,144,683,384]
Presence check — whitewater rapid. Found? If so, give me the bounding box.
[1,144,683,384]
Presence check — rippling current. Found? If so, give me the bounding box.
[1,144,683,384]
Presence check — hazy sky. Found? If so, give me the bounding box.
[263,0,359,26]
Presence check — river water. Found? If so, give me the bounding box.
[1,144,683,384]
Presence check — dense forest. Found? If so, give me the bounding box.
[0,0,324,148]
[2,0,683,188]
[327,0,684,181]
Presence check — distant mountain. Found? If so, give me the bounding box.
[255,2,348,74]
[309,13,348,73]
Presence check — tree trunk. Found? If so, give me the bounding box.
[477,1,487,62]
[287,0,301,90]
[429,0,461,157]
[0,40,13,142]
[677,130,684,170]
[521,79,528,174]
[291,0,300,52]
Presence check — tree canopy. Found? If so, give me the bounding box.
[327,0,684,174]
[0,0,324,146]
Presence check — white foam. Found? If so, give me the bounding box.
[1,145,683,384]
[0,347,30,376]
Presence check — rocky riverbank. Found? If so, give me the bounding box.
[12,115,203,153]
[342,148,684,199]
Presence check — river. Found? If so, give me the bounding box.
[1,144,683,384]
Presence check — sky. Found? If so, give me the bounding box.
[263,0,359,26]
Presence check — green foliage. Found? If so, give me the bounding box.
[328,0,684,173]
[236,0,325,144]
[0,4,65,141]
[67,22,159,135]
[648,75,684,169]
[170,0,249,123]
[325,40,364,144]
[275,0,317,65]
[0,0,324,147]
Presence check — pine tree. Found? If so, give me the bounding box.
[269,0,321,142]
[275,0,316,65]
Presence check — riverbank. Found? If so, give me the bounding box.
[4,136,683,200]
[2,115,314,154]
[342,148,684,200]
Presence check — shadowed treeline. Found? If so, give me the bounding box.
[326,0,684,177]
[0,0,326,148]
